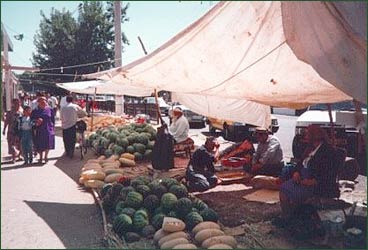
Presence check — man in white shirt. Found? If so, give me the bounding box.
[59,91,71,110]
[247,127,284,176]
[60,95,87,158]
[169,107,189,143]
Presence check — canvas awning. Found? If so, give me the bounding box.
[57,80,152,97]
[83,1,366,128]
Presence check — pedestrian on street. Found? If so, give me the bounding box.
[60,95,88,158]
[31,96,55,164]
[18,106,34,165]
[2,98,23,163]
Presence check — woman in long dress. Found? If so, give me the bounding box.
[31,96,55,163]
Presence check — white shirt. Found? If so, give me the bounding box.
[253,135,283,165]
[48,96,58,109]
[60,102,87,129]
[169,115,189,143]
[31,99,38,110]
[60,96,68,109]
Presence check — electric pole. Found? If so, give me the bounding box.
[114,1,124,115]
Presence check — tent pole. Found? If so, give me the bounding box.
[154,89,163,125]
[91,87,97,131]
[353,100,365,155]
[327,104,336,146]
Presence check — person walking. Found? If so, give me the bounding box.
[18,106,34,165]
[60,95,87,159]
[31,96,55,164]
[2,99,23,163]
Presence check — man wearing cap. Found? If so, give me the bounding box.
[185,136,220,192]
[247,127,284,176]
[169,107,189,143]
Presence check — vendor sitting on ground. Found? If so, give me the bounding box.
[186,136,220,192]
[279,125,341,219]
[244,127,284,176]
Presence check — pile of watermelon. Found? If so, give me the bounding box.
[101,177,219,242]
[88,123,156,161]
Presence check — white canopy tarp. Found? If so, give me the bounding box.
[57,80,152,97]
[84,1,366,128]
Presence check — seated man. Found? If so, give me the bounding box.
[245,127,284,176]
[169,107,189,144]
[279,125,340,219]
[186,136,220,192]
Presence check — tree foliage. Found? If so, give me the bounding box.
[30,1,129,84]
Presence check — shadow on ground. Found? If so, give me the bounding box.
[24,200,105,248]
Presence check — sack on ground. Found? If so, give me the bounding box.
[250,175,280,190]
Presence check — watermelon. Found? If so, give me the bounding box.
[133,213,149,232]
[185,212,203,230]
[200,208,219,222]
[133,152,143,161]
[169,184,188,199]
[115,201,126,214]
[143,149,152,160]
[161,193,178,212]
[113,214,133,235]
[100,183,113,198]
[120,207,136,217]
[126,146,135,154]
[113,145,125,155]
[143,194,160,211]
[152,213,165,230]
[150,184,168,199]
[116,137,129,148]
[125,191,143,209]
[104,149,113,158]
[175,197,193,218]
[135,209,150,220]
[133,143,146,154]
[192,198,208,211]
[120,186,135,200]
[135,184,151,198]
[108,132,119,143]
[161,178,180,189]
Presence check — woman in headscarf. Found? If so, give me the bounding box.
[2,98,23,163]
[31,96,55,163]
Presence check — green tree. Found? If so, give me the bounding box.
[30,1,129,83]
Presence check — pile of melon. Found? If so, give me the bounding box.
[88,123,156,161]
[79,154,149,189]
[83,115,127,131]
[100,176,236,247]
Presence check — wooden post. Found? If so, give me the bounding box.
[327,104,336,146]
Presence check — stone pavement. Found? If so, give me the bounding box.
[1,121,105,248]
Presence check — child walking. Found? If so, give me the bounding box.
[19,106,34,165]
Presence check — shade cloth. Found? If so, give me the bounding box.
[57,80,152,97]
[83,1,366,127]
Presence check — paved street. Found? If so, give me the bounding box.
[1,122,105,249]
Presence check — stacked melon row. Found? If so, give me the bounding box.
[82,115,127,132]
[79,154,146,189]
[101,177,227,245]
[88,123,156,161]
[154,220,237,249]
